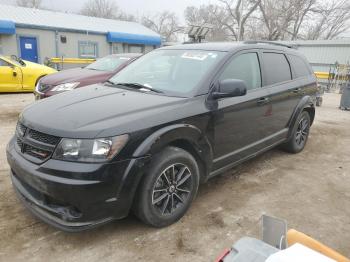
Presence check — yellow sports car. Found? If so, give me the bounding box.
[0,55,56,93]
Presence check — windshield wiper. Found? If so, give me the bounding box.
[105,80,116,85]
[114,82,163,93]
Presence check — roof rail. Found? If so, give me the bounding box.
[243,40,296,49]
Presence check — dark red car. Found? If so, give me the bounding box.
[34,53,141,99]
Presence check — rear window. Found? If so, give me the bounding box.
[289,55,311,78]
[263,53,291,86]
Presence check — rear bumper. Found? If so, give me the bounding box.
[6,137,149,232]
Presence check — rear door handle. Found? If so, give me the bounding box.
[257,97,270,105]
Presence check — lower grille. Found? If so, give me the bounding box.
[24,144,51,160]
[15,122,60,164]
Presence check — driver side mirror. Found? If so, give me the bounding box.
[212,79,247,99]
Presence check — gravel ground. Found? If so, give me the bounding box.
[0,92,349,261]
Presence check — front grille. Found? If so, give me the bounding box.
[16,122,27,137]
[28,129,60,145]
[16,138,23,149]
[15,122,60,164]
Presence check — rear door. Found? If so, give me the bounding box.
[260,51,300,136]
[212,50,274,171]
[288,54,318,98]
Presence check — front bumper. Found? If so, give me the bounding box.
[34,90,52,100]
[6,137,149,232]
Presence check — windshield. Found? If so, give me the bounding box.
[86,56,132,71]
[109,49,225,96]
[5,56,23,67]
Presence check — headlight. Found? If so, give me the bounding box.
[35,79,41,92]
[52,134,129,162]
[51,82,80,92]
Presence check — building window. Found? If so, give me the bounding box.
[78,41,98,58]
[60,35,67,44]
[112,43,122,54]
[128,44,144,53]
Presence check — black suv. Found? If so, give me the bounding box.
[7,42,317,231]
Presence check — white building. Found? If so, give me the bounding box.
[0,4,161,63]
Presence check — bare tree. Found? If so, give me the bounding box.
[80,0,135,21]
[81,0,118,18]
[253,0,350,40]
[218,0,262,41]
[257,0,318,40]
[141,11,181,42]
[290,0,317,40]
[304,0,350,40]
[16,0,42,8]
[183,0,350,41]
[258,0,295,40]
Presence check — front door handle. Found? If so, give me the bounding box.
[257,97,270,105]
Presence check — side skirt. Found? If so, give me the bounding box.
[207,137,287,179]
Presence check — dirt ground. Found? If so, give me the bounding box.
[0,92,349,261]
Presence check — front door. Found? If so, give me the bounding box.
[19,36,38,63]
[0,58,22,92]
[212,51,274,171]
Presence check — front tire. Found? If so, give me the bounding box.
[134,147,199,227]
[282,111,311,153]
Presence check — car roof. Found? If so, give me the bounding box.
[108,53,143,58]
[158,42,299,54]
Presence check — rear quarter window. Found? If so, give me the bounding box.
[263,52,291,86]
[289,55,312,78]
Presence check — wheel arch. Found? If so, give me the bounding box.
[303,106,315,125]
[288,95,315,138]
[132,124,213,183]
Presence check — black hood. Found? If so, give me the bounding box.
[21,84,198,138]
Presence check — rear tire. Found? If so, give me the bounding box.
[282,111,311,153]
[133,146,199,227]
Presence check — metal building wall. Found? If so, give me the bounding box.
[297,45,350,72]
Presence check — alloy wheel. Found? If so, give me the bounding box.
[151,163,193,216]
[295,117,309,146]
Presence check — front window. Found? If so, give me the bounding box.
[109,49,225,96]
[219,53,262,90]
[86,55,131,72]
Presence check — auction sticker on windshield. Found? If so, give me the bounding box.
[181,52,209,61]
